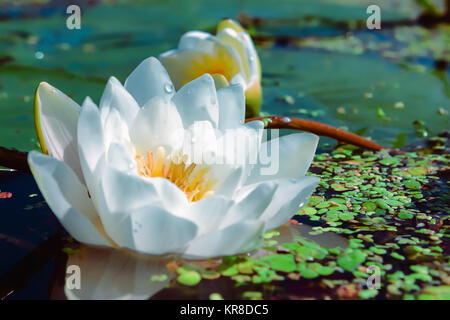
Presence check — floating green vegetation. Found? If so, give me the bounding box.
[172,133,449,300]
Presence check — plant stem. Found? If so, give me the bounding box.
[246,116,387,151]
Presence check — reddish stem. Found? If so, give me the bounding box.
[246,116,387,151]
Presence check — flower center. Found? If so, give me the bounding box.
[135,146,216,202]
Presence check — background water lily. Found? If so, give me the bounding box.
[29,57,319,259]
[159,19,262,117]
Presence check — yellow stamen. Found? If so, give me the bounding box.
[135,148,216,202]
[152,146,165,177]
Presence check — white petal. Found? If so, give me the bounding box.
[208,125,262,192]
[100,76,139,127]
[102,107,132,150]
[34,82,83,183]
[216,28,250,80]
[27,151,111,247]
[212,165,244,198]
[130,96,184,153]
[95,167,193,252]
[188,196,234,235]
[245,120,264,130]
[172,74,219,128]
[182,121,217,165]
[124,57,174,106]
[217,21,260,82]
[217,84,245,130]
[183,220,265,259]
[245,120,265,143]
[77,97,106,204]
[261,176,319,230]
[100,166,188,219]
[221,181,278,228]
[158,49,190,90]
[106,142,136,173]
[107,205,197,255]
[238,32,260,81]
[246,133,319,184]
[177,31,214,51]
[230,73,246,88]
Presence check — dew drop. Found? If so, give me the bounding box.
[281,117,291,123]
[164,83,174,94]
[34,51,44,59]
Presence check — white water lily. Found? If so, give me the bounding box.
[159,19,262,116]
[28,57,319,259]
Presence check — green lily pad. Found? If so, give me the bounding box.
[177,270,202,286]
[260,254,297,273]
[337,249,367,271]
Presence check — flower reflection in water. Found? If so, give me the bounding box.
[49,224,347,300]
[62,246,175,300]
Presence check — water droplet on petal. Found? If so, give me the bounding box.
[164,83,174,94]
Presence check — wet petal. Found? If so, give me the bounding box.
[172,74,219,128]
[130,96,184,153]
[124,57,174,106]
[106,142,136,173]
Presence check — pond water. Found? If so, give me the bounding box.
[0,0,448,300]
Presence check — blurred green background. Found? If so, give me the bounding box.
[0,0,448,151]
